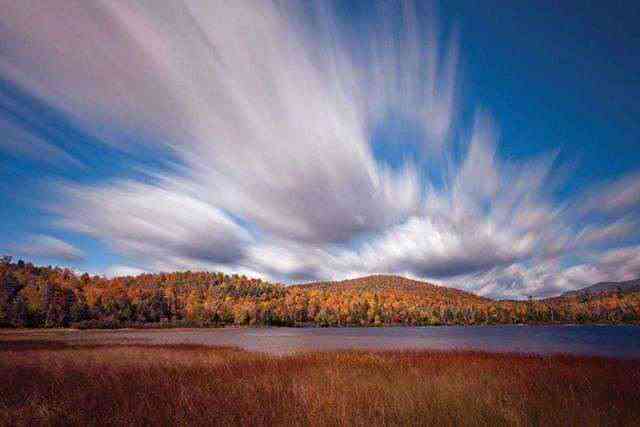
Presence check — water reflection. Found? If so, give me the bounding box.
[52,325,640,358]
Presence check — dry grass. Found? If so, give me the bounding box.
[1,340,638,426]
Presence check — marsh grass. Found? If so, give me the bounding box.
[0,341,638,426]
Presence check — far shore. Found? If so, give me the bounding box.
[2,321,640,334]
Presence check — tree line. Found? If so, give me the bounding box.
[1,257,638,328]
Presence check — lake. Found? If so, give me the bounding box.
[6,325,640,358]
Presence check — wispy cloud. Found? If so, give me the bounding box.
[0,116,82,168]
[580,171,640,216]
[11,235,85,262]
[0,1,638,298]
[53,178,252,266]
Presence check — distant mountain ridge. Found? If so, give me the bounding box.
[561,278,640,297]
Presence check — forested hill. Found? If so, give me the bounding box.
[1,258,639,328]
[296,275,489,304]
[561,279,640,298]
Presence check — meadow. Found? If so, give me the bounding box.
[1,338,639,426]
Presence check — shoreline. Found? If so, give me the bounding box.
[2,321,640,333]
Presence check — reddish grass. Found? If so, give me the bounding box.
[0,341,638,426]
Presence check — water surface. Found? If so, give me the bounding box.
[10,325,640,358]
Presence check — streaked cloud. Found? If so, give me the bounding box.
[580,171,640,216]
[11,235,85,262]
[0,1,638,298]
[0,116,82,167]
[53,178,252,266]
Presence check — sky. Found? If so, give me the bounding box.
[1,0,639,299]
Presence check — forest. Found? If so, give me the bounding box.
[1,257,639,328]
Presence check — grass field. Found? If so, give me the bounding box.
[1,339,639,426]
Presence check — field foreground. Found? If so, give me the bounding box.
[1,340,639,426]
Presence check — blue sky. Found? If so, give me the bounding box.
[1,0,639,298]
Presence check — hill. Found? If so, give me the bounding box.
[296,274,489,304]
[561,279,640,298]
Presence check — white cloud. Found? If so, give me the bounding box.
[444,245,640,299]
[580,172,640,216]
[0,116,83,168]
[1,1,639,297]
[13,235,85,262]
[52,178,252,266]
